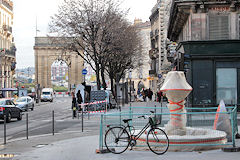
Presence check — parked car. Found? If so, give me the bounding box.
[0,98,22,123]
[15,96,34,111]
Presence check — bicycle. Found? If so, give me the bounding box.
[104,111,169,155]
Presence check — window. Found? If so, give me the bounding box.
[216,68,237,104]
[209,14,229,40]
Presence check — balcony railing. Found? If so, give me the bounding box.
[0,0,13,11]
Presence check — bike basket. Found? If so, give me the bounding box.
[149,117,157,126]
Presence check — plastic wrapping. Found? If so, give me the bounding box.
[213,100,232,141]
[160,71,192,135]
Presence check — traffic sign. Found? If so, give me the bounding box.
[82,69,87,75]
[158,74,162,79]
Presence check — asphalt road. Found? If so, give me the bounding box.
[0,97,101,143]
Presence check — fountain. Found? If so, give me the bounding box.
[160,71,192,136]
[137,71,227,151]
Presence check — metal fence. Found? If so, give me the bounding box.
[99,105,238,151]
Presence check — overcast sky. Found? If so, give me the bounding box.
[12,0,157,69]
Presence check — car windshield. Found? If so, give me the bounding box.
[0,100,5,105]
[16,98,27,102]
[42,92,50,95]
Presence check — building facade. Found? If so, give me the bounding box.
[34,37,84,90]
[167,0,240,110]
[0,0,16,97]
[51,64,68,82]
[131,19,151,93]
[149,0,172,92]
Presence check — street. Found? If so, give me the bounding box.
[0,100,238,160]
[0,96,101,143]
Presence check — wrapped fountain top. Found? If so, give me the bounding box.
[160,71,192,92]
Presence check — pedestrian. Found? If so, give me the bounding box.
[77,90,83,111]
[144,89,148,102]
[84,89,89,111]
[157,90,162,103]
[148,88,153,101]
[142,88,146,102]
[71,92,77,118]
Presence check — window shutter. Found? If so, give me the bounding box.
[209,14,229,40]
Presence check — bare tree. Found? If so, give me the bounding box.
[100,13,141,95]
[49,0,123,89]
[49,0,141,96]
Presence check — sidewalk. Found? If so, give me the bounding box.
[13,134,240,160]
[1,101,239,160]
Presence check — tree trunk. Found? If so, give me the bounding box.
[95,64,101,90]
[109,74,115,98]
[101,65,107,90]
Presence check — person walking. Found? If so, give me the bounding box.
[144,89,148,102]
[71,92,77,118]
[141,88,146,102]
[157,90,162,103]
[148,88,153,101]
[77,90,83,111]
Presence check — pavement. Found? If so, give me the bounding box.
[8,134,240,160]
[0,101,240,160]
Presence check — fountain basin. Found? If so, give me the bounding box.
[135,127,227,151]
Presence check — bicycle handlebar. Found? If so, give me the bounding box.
[138,111,155,119]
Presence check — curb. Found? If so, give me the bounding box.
[95,148,112,154]
[222,146,240,152]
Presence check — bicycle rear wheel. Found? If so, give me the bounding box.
[147,127,169,155]
[104,127,130,154]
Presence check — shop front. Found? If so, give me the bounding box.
[178,40,240,111]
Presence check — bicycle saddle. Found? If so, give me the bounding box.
[123,119,132,123]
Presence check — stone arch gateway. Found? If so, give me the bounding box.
[34,37,84,89]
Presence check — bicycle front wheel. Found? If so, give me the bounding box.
[104,127,130,154]
[147,128,169,155]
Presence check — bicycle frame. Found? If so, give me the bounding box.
[124,120,152,141]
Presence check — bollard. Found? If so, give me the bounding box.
[52,110,54,135]
[154,104,157,120]
[26,113,28,139]
[105,102,107,113]
[159,97,163,125]
[82,109,84,132]
[4,114,6,144]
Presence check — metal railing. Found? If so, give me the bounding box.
[99,105,238,151]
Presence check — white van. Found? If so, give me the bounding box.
[41,88,54,102]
